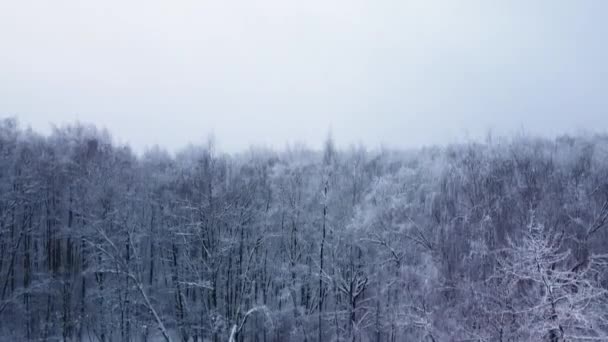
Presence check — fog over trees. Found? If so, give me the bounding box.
[1,118,608,341]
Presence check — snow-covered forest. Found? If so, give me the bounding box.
[1,118,608,342]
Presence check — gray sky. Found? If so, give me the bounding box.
[1,0,607,153]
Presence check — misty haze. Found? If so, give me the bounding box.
[2,1,608,341]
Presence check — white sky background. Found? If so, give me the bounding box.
[1,0,607,153]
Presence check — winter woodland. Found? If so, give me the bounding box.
[1,118,608,341]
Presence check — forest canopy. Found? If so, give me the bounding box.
[1,118,608,341]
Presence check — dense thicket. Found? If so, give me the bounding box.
[1,118,608,342]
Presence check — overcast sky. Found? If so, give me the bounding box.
[1,0,607,153]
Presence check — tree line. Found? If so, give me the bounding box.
[1,118,608,341]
